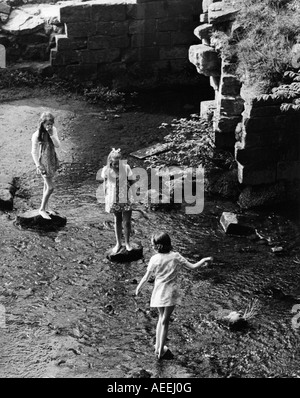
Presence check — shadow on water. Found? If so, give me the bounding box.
[258,201,300,223]
[129,82,215,117]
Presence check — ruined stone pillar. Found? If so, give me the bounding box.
[189,0,242,150]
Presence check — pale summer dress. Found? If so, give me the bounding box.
[32,127,60,178]
[147,251,191,307]
[101,164,133,213]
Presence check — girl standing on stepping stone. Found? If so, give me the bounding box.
[101,148,134,253]
[31,112,60,219]
[136,232,213,360]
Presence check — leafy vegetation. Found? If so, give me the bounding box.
[251,70,300,111]
[140,115,239,209]
[83,86,126,105]
[0,68,128,106]
[277,71,300,111]
[144,114,235,172]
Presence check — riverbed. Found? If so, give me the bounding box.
[0,89,300,378]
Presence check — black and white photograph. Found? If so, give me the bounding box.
[0,0,300,383]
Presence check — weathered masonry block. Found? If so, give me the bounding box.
[235,100,300,186]
[51,0,203,81]
[190,0,300,206]
[189,1,243,151]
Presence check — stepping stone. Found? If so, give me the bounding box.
[220,211,255,236]
[130,142,173,159]
[16,209,67,231]
[0,175,18,210]
[0,188,13,210]
[106,244,143,263]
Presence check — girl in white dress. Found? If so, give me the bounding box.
[31,112,60,219]
[101,148,134,253]
[136,232,213,359]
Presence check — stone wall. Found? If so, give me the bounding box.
[189,0,242,151]
[189,0,300,206]
[0,3,64,63]
[50,0,203,81]
[236,90,300,187]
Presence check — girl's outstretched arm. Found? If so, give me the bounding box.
[135,269,152,296]
[183,256,213,270]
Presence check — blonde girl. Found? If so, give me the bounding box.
[101,148,134,253]
[31,112,60,219]
[136,232,213,359]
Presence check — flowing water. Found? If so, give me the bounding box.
[0,89,300,378]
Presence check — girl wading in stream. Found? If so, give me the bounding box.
[31,112,60,219]
[101,148,134,253]
[136,232,213,360]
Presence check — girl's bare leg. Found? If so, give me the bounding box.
[158,306,175,359]
[112,212,122,253]
[42,181,55,214]
[155,308,164,355]
[39,176,53,219]
[123,210,132,251]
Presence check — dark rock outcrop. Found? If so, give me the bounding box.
[0,175,18,210]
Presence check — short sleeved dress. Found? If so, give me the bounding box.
[32,127,60,178]
[147,251,191,307]
[101,163,133,213]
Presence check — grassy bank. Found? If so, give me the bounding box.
[213,0,300,92]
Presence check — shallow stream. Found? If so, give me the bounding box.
[0,89,299,378]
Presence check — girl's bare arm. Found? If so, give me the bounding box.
[183,256,213,270]
[49,127,60,148]
[31,133,41,167]
[135,269,152,295]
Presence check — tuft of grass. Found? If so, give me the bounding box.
[236,0,300,91]
[211,0,300,92]
[144,114,235,171]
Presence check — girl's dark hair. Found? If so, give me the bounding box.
[37,112,55,142]
[152,232,172,253]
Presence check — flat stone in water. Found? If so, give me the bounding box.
[106,244,143,263]
[130,142,173,159]
[220,211,255,236]
[16,209,67,231]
